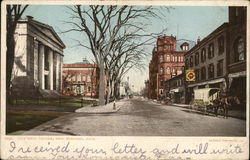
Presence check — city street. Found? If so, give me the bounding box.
[24,97,246,136]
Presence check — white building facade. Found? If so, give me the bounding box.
[11,16,65,98]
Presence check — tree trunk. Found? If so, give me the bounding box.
[6,29,15,104]
[105,78,110,104]
[98,57,105,105]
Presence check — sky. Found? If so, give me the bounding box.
[22,5,228,92]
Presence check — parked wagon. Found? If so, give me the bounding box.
[190,88,220,112]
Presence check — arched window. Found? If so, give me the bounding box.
[234,37,245,62]
[208,64,214,79]
[201,48,206,62]
[190,56,193,67]
[208,43,214,58]
[166,66,170,74]
[218,36,224,54]
[195,52,199,66]
[160,67,163,74]
[201,67,206,80]
[160,55,163,62]
[166,55,170,62]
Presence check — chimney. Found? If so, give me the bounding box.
[26,15,34,20]
[197,37,201,44]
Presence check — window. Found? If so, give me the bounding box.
[234,37,245,62]
[177,67,182,75]
[160,55,163,62]
[180,56,183,62]
[87,75,91,82]
[190,56,193,67]
[201,67,206,80]
[217,60,223,76]
[172,67,177,75]
[185,58,189,69]
[82,75,86,81]
[158,46,162,51]
[195,69,200,81]
[208,43,214,59]
[166,66,170,74]
[175,56,178,62]
[160,67,163,74]
[195,52,199,66]
[201,48,206,62]
[218,36,224,54]
[166,55,170,62]
[72,75,76,81]
[172,56,175,62]
[77,73,81,81]
[160,79,164,87]
[88,86,91,92]
[208,63,214,79]
[178,56,181,62]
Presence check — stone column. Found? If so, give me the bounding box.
[48,48,53,90]
[34,40,39,86]
[38,44,45,89]
[56,53,60,91]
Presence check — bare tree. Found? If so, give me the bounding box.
[65,5,168,105]
[6,5,28,102]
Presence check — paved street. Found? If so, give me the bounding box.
[24,97,246,136]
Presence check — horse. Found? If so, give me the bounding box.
[212,96,240,118]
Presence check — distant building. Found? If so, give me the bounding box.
[148,35,194,100]
[11,16,65,98]
[165,73,186,104]
[63,59,98,97]
[144,80,149,98]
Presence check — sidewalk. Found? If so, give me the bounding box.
[171,103,246,120]
[75,99,126,113]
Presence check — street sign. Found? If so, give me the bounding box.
[186,69,195,81]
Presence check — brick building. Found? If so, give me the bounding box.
[227,7,247,105]
[184,23,229,103]
[148,35,194,100]
[63,59,98,97]
[11,16,65,98]
[184,6,247,105]
[165,73,186,104]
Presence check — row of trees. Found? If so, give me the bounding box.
[65,5,167,105]
[5,5,168,105]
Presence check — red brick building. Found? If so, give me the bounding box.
[148,35,193,99]
[63,59,98,97]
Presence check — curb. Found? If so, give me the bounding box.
[170,104,246,120]
[75,105,121,114]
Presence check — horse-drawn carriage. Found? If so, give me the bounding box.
[190,88,220,112]
[190,88,240,117]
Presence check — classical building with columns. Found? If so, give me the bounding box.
[11,16,65,98]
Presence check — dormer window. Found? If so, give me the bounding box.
[180,42,189,51]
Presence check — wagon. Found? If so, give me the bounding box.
[190,88,220,112]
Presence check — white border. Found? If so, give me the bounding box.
[1,1,249,160]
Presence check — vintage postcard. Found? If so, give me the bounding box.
[1,0,249,160]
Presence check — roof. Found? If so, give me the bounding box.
[176,39,196,52]
[185,23,228,55]
[63,64,97,68]
[18,16,66,49]
[73,58,91,64]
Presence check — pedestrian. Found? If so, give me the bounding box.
[223,97,231,118]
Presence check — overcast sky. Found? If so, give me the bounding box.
[22,5,228,92]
